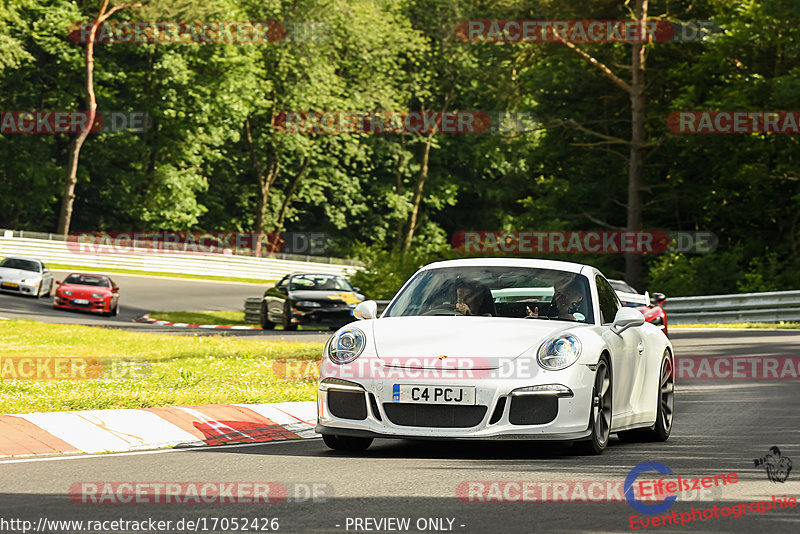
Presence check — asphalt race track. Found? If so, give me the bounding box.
[2,329,799,533]
[0,270,330,341]
[0,270,262,323]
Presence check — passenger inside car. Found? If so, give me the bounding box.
[526,278,585,321]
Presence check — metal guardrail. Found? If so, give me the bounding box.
[664,290,800,324]
[0,235,359,281]
[0,228,358,266]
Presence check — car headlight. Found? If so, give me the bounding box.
[537,334,582,371]
[91,293,105,299]
[328,327,366,365]
[62,290,73,296]
[296,300,322,307]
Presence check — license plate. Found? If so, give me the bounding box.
[1,282,19,288]
[392,384,476,405]
[73,299,89,304]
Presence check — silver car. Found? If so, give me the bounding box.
[0,256,54,298]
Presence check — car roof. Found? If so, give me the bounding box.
[1,256,42,263]
[421,257,590,274]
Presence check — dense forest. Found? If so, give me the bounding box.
[1,0,798,297]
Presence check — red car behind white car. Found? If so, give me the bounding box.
[608,279,668,337]
[53,273,120,317]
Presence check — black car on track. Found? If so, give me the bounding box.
[259,273,365,331]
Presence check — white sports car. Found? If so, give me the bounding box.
[316,258,674,454]
[0,256,54,298]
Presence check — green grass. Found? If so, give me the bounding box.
[0,320,323,414]
[675,322,800,329]
[147,310,332,330]
[149,310,252,326]
[47,263,274,285]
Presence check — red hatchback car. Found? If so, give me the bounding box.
[53,273,120,316]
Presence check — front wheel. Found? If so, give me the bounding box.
[618,351,674,442]
[260,301,276,330]
[322,434,373,452]
[576,355,612,455]
[282,303,297,331]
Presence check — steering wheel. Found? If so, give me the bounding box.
[422,306,464,316]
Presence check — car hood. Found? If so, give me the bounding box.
[369,316,577,369]
[58,284,110,296]
[288,289,364,303]
[0,268,41,282]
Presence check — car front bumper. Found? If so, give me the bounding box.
[0,280,40,295]
[292,307,355,327]
[316,357,596,440]
[54,296,109,313]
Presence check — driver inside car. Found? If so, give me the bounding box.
[526,279,584,321]
[455,282,495,316]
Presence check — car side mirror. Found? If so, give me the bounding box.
[56,280,62,285]
[352,286,361,293]
[651,292,666,305]
[612,307,645,335]
[112,286,119,292]
[353,300,378,320]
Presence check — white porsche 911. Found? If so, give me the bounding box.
[316,258,674,454]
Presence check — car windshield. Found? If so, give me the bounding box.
[65,274,110,287]
[384,266,594,324]
[290,274,353,291]
[0,258,40,272]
